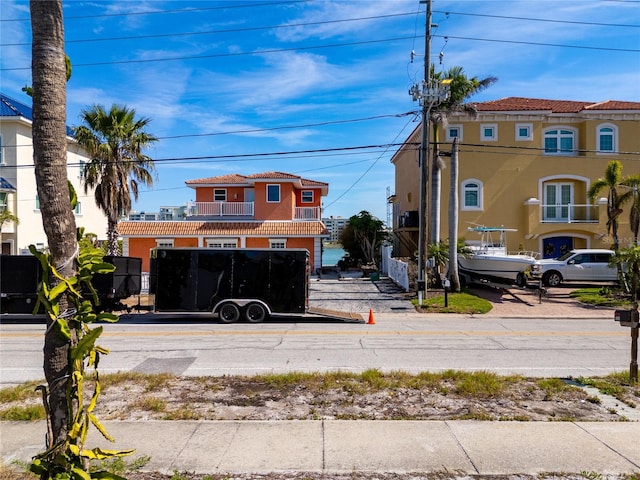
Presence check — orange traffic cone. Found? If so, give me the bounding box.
[367,309,375,325]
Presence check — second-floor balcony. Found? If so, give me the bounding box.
[186,201,321,221]
[187,201,254,217]
[540,203,600,223]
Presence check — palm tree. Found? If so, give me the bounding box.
[429,66,497,243]
[588,160,633,251]
[30,0,78,455]
[622,174,640,246]
[74,105,158,255]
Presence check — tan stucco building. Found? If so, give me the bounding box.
[390,97,640,259]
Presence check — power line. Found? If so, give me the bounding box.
[433,10,640,28]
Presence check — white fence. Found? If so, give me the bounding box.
[380,245,410,292]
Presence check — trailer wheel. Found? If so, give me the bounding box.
[244,302,267,323]
[515,272,527,287]
[218,302,241,323]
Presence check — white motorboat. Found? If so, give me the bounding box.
[458,227,539,285]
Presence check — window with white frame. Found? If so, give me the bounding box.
[446,125,463,142]
[206,238,238,248]
[214,189,226,201]
[596,123,618,153]
[269,238,287,249]
[267,184,280,203]
[301,190,313,203]
[461,179,483,210]
[156,239,174,248]
[480,124,497,141]
[74,201,82,215]
[515,123,532,141]
[0,192,7,212]
[543,127,576,155]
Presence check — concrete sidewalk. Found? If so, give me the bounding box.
[2,420,639,476]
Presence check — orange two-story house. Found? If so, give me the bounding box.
[119,172,329,272]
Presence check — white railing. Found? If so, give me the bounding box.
[294,206,321,220]
[141,272,150,293]
[539,203,599,223]
[187,201,254,217]
[381,245,409,292]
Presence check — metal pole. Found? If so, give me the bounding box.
[417,0,432,303]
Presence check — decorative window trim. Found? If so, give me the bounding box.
[446,125,463,142]
[269,238,287,249]
[515,123,533,141]
[156,239,174,248]
[596,123,618,154]
[213,189,227,201]
[266,184,280,203]
[301,190,314,203]
[480,124,497,141]
[461,178,483,211]
[542,126,577,156]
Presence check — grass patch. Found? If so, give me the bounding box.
[579,371,639,407]
[569,288,633,308]
[132,396,167,412]
[101,371,176,392]
[0,404,46,421]
[412,290,492,314]
[90,455,151,475]
[536,378,580,400]
[0,380,43,404]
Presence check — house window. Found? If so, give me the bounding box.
[267,184,280,203]
[74,201,82,215]
[78,160,85,179]
[156,239,174,248]
[35,195,40,211]
[446,125,463,142]
[207,238,237,248]
[543,127,576,155]
[214,189,226,201]
[515,123,532,141]
[269,238,287,249]
[301,190,313,203]
[596,124,618,153]
[0,192,7,212]
[461,179,482,210]
[480,124,497,141]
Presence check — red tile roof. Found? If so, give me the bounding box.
[119,221,329,237]
[472,97,640,113]
[185,171,328,193]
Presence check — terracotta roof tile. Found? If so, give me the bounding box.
[472,97,640,113]
[186,171,328,191]
[185,174,248,185]
[119,221,329,237]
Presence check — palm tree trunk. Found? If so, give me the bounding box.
[31,0,78,449]
[107,217,120,255]
[448,139,460,291]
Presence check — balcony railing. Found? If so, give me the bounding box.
[294,206,321,221]
[187,201,254,217]
[540,203,600,223]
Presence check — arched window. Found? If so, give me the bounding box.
[596,123,618,153]
[543,127,576,155]
[461,179,482,210]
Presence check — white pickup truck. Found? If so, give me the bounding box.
[531,249,618,287]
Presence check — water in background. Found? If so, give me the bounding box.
[322,247,345,266]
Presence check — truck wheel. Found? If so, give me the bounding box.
[542,271,562,287]
[244,303,267,323]
[218,302,240,323]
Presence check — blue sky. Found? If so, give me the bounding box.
[1,0,639,224]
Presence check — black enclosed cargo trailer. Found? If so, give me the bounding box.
[150,248,309,322]
[0,254,142,314]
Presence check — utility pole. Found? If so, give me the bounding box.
[410,0,450,303]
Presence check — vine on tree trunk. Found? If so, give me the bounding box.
[29,228,134,480]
